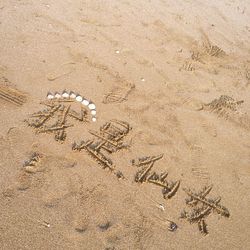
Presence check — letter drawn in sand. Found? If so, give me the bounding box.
[180,185,230,235]
[72,120,132,177]
[25,90,95,142]
[132,154,180,200]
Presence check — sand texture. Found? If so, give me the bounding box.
[0,0,250,249]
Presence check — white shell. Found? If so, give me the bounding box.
[70,92,76,99]
[91,110,96,116]
[88,103,96,110]
[76,95,83,102]
[158,204,165,211]
[55,93,61,99]
[92,117,97,122]
[62,92,69,98]
[82,99,89,106]
[47,94,54,99]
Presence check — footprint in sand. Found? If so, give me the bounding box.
[46,62,76,81]
[182,97,204,111]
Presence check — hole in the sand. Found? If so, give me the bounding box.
[75,226,87,233]
[98,221,111,231]
[75,227,87,233]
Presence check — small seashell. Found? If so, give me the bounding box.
[70,92,76,99]
[92,117,97,122]
[62,91,69,98]
[88,103,96,110]
[55,93,61,99]
[90,110,97,116]
[82,99,89,106]
[47,93,54,99]
[76,95,83,102]
[157,204,165,211]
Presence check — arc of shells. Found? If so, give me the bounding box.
[47,90,97,122]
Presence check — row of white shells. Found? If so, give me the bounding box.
[47,91,97,122]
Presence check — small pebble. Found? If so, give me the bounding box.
[92,117,97,122]
[115,50,120,54]
[91,110,97,116]
[141,78,145,82]
[45,223,51,228]
[168,221,178,232]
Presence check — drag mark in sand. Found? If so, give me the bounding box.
[103,83,135,104]
[46,62,76,81]
[0,79,27,106]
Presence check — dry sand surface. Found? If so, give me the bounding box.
[0,0,250,249]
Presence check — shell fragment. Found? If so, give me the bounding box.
[82,99,89,106]
[46,90,97,122]
[88,103,96,110]
[55,93,61,99]
[76,95,83,102]
[70,92,76,99]
[47,93,54,99]
[62,91,69,98]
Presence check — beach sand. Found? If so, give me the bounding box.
[0,0,250,249]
